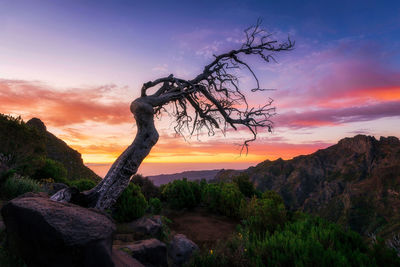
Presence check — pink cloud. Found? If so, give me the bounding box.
[275,100,400,129]
[0,79,132,126]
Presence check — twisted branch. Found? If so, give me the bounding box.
[143,19,294,153]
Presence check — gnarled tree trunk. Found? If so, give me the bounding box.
[51,98,159,210]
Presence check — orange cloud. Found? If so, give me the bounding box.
[0,79,132,126]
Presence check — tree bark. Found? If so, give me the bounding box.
[51,97,159,210]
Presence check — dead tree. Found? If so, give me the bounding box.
[51,20,294,210]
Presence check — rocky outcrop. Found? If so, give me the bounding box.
[1,193,115,267]
[168,234,199,266]
[26,118,100,181]
[216,135,400,238]
[120,238,168,267]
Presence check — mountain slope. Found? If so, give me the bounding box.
[26,118,100,182]
[0,114,100,182]
[216,135,400,238]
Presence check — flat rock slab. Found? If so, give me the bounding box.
[112,248,144,267]
[1,195,116,267]
[122,238,167,267]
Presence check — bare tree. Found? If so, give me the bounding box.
[51,20,294,210]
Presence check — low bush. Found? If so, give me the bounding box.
[240,194,286,235]
[69,179,96,191]
[219,183,244,218]
[187,214,400,267]
[33,159,67,183]
[131,174,160,200]
[161,178,198,209]
[148,197,162,214]
[113,183,148,222]
[1,174,43,199]
[201,183,222,213]
[233,174,255,198]
[202,182,244,217]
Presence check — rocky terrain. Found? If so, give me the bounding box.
[216,135,400,238]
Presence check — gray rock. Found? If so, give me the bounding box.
[122,238,167,267]
[169,234,199,266]
[112,248,144,267]
[42,182,68,195]
[128,216,162,237]
[1,194,116,267]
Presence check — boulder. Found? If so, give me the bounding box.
[169,234,198,266]
[112,248,144,267]
[121,238,167,267]
[128,215,162,237]
[1,194,116,267]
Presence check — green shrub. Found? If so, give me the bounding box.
[131,174,160,200]
[113,183,148,222]
[202,183,222,213]
[149,197,162,214]
[1,174,43,199]
[33,159,67,183]
[187,215,400,267]
[233,174,255,198]
[219,183,244,217]
[161,178,198,209]
[240,195,287,235]
[69,179,96,191]
[201,182,244,217]
[242,216,379,266]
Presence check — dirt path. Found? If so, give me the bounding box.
[167,208,238,249]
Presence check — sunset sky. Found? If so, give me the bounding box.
[1,0,399,176]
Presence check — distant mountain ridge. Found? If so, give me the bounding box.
[147,169,221,186]
[216,135,400,239]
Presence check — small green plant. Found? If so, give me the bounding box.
[113,183,148,222]
[1,174,43,199]
[69,179,96,191]
[148,197,162,214]
[158,216,172,242]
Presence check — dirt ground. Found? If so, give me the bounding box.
[167,207,239,249]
